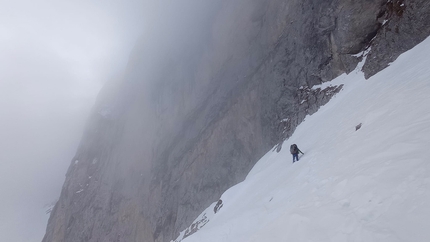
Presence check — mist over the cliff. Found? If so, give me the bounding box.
[0,0,149,241]
[0,0,230,240]
[5,0,429,241]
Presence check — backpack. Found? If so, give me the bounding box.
[290,144,297,154]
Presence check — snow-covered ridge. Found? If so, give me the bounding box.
[175,37,430,242]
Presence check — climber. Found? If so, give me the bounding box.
[290,144,304,163]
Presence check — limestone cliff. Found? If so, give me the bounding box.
[42,0,430,242]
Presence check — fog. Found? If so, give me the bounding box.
[0,0,145,241]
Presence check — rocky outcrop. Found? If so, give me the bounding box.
[42,1,430,242]
[363,0,430,78]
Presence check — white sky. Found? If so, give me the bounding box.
[178,37,430,242]
[0,0,145,241]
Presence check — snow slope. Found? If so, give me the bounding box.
[176,37,430,242]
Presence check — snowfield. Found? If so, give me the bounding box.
[175,37,430,242]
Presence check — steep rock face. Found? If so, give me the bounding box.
[43,1,430,242]
[363,0,430,77]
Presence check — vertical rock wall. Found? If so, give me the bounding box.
[43,0,430,242]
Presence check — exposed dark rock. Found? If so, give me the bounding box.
[362,0,430,78]
[213,200,223,214]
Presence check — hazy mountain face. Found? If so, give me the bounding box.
[42,1,430,242]
[0,0,148,241]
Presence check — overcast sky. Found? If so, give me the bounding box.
[0,0,146,241]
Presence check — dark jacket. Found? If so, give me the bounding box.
[290,144,303,155]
